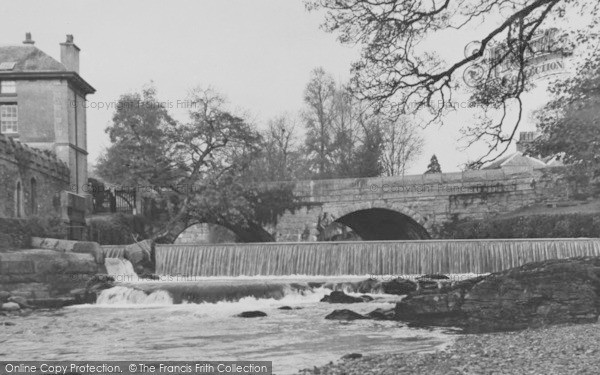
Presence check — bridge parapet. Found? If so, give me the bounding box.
[267,166,569,242]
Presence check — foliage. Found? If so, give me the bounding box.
[425,154,442,174]
[438,213,600,239]
[0,217,69,250]
[96,84,298,242]
[307,0,600,165]
[528,52,600,192]
[87,214,148,245]
[303,67,337,178]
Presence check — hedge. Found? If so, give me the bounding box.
[439,213,600,239]
[0,216,67,250]
[87,213,148,245]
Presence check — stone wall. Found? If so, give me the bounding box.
[0,134,69,219]
[271,166,569,241]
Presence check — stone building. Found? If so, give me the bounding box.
[0,33,95,195]
[0,33,94,238]
[0,134,69,218]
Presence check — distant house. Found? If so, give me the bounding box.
[482,131,563,171]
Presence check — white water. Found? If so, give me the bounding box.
[96,286,173,305]
[104,257,139,282]
[1,283,455,374]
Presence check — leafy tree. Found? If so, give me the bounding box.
[97,85,295,242]
[307,0,599,165]
[528,53,600,194]
[425,154,442,174]
[303,69,393,179]
[303,67,336,178]
[353,119,384,177]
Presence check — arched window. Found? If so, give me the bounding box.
[30,178,37,215]
[15,181,22,218]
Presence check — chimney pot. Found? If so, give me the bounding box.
[23,32,34,45]
[66,34,74,44]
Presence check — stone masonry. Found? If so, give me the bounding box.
[267,166,569,242]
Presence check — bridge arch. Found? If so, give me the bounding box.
[320,202,431,241]
[167,220,275,244]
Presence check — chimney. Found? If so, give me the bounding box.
[60,34,80,73]
[23,32,34,45]
[516,131,539,153]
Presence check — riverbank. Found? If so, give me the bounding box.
[298,321,600,374]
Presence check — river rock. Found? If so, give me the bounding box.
[123,240,154,274]
[7,296,31,308]
[85,274,115,294]
[1,302,20,311]
[325,309,367,321]
[70,288,97,304]
[278,306,293,310]
[341,353,363,360]
[381,278,417,295]
[367,308,395,320]
[320,291,369,303]
[394,257,600,333]
[0,291,11,303]
[417,274,450,280]
[237,311,267,318]
[356,278,382,293]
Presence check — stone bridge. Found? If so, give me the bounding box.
[264,166,567,242]
[173,165,567,243]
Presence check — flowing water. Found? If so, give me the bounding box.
[0,277,455,374]
[8,239,593,373]
[156,238,600,276]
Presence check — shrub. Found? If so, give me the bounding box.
[439,213,600,239]
[0,216,69,250]
[87,213,148,245]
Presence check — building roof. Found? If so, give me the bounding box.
[0,45,67,72]
[482,151,548,170]
[0,43,95,95]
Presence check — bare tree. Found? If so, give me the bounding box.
[262,113,303,181]
[379,116,424,176]
[306,0,599,165]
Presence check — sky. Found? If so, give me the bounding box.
[0,0,578,174]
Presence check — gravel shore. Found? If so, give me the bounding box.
[298,322,600,375]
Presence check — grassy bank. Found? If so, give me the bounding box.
[298,322,600,375]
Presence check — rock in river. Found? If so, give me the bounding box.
[325,309,368,321]
[1,302,20,311]
[381,278,417,295]
[394,257,600,333]
[237,311,267,318]
[320,291,369,303]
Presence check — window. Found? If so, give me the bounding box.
[0,104,18,133]
[15,181,22,218]
[0,81,16,94]
[30,178,37,215]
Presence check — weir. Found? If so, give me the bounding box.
[155,238,600,276]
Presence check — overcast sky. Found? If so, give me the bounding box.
[0,0,576,174]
